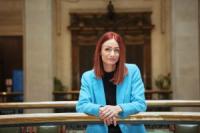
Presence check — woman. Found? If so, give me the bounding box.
[76,31,146,133]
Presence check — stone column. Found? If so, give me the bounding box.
[24,0,54,113]
[171,0,200,111]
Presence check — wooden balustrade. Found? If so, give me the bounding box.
[0,112,199,127]
[0,100,199,109]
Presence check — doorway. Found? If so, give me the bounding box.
[0,36,23,92]
[69,12,153,89]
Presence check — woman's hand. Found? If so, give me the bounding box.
[99,105,122,126]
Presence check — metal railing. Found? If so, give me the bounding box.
[0,100,199,109]
[0,100,199,133]
[0,112,199,127]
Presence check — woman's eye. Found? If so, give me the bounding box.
[114,49,120,53]
[105,48,111,51]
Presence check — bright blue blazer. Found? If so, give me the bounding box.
[76,64,147,133]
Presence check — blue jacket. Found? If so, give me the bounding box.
[76,64,147,133]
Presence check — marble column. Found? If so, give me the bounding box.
[171,0,200,111]
[24,0,54,113]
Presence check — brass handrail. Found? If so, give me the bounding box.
[0,100,200,109]
[147,100,200,107]
[0,112,199,127]
[0,101,76,109]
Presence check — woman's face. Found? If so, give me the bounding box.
[101,39,120,67]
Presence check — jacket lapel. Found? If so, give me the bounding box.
[116,83,124,104]
[93,78,106,105]
[116,75,128,104]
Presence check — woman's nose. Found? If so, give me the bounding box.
[110,50,115,56]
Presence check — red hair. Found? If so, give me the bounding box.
[93,31,127,84]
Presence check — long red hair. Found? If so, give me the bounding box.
[93,31,127,84]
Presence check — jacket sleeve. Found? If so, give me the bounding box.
[76,72,102,117]
[118,65,147,118]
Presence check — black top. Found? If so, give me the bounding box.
[102,71,122,133]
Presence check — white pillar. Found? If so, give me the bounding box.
[171,0,200,111]
[24,0,54,113]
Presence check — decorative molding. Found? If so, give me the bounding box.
[68,12,153,32]
[68,12,154,45]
